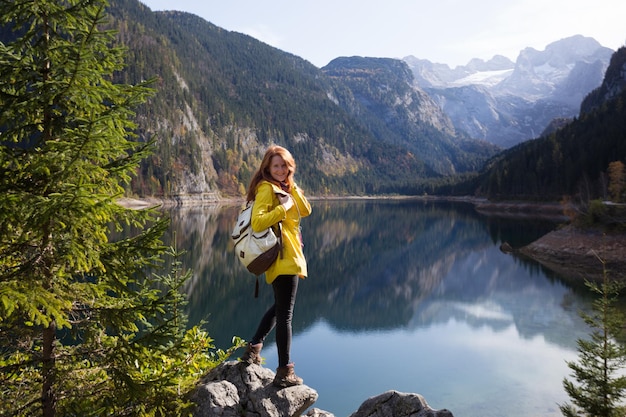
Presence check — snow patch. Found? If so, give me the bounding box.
[450,69,513,87]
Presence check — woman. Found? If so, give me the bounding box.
[240,145,312,388]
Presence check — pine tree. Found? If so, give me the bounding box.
[560,257,626,417]
[0,1,241,415]
[608,161,625,203]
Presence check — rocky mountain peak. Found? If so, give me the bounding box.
[517,35,602,67]
[404,35,614,147]
[497,36,612,98]
[466,55,515,72]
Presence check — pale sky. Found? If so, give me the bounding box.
[138,0,626,68]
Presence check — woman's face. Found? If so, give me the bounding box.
[269,155,289,183]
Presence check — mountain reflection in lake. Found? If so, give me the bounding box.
[164,199,590,417]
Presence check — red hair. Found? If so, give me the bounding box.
[246,145,296,202]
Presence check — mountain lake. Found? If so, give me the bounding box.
[162,198,596,417]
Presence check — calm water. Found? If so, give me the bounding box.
[164,199,592,417]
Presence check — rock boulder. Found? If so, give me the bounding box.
[190,361,318,417]
[349,390,453,417]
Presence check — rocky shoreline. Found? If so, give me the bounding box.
[518,224,626,283]
[462,199,626,283]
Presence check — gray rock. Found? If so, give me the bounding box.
[190,361,319,417]
[349,390,453,417]
[500,241,514,253]
[191,363,453,417]
[304,408,335,417]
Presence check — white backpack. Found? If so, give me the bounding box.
[231,201,282,277]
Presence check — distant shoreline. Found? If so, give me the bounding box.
[117,194,571,221]
[117,195,625,283]
[117,193,560,206]
[116,194,575,221]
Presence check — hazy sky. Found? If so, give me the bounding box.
[138,0,626,68]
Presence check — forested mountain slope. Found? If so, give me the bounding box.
[2,0,620,201]
[322,57,498,176]
[105,0,497,197]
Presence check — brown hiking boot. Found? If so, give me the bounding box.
[273,363,303,388]
[240,342,263,365]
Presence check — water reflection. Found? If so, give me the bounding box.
[163,199,590,417]
[165,200,579,344]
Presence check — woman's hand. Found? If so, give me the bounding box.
[278,193,294,211]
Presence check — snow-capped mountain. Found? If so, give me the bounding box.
[404,35,614,147]
[406,54,515,89]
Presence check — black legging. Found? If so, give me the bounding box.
[251,274,299,367]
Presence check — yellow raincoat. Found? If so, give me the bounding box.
[250,181,312,283]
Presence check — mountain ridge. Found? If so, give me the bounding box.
[404,35,614,148]
[321,56,499,176]
[106,0,468,197]
[107,2,622,200]
[462,45,626,201]
[3,0,620,201]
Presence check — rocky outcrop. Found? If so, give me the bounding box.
[190,361,454,417]
[349,391,453,417]
[190,362,318,417]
